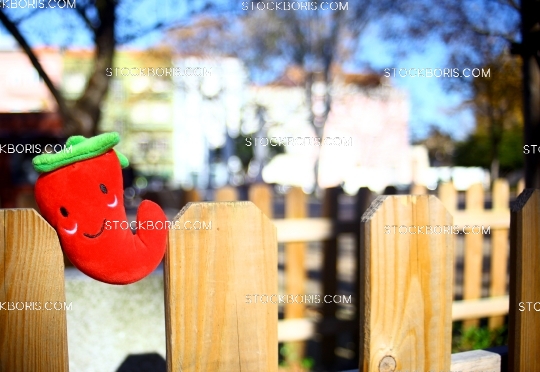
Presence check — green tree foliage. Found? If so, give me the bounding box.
[454,53,524,176]
[454,125,523,173]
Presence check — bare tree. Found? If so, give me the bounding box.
[0,0,178,137]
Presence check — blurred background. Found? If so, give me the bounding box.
[0,0,538,371]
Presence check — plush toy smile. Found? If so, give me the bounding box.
[33,132,168,285]
[83,219,107,238]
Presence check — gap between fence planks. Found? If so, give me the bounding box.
[164,201,277,372]
[509,189,540,371]
[0,209,68,372]
[360,195,453,371]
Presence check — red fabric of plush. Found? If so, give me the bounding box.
[35,150,167,285]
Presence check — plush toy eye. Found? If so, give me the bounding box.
[100,184,108,194]
[60,207,69,217]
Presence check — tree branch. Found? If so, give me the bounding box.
[116,21,165,44]
[0,8,72,128]
[73,3,96,32]
[71,0,116,136]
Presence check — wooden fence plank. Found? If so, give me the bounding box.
[360,195,453,371]
[320,187,341,369]
[344,349,501,372]
[452,210,509,229]
[273,218,332,242]
[165,202,277,372]
[450,350,501,372]
[353,187,374,357]
[284,187,308,366]
[0,209,68,372]
[249,183,273,218]
[438,182,457,213]
[215,186,238,201]
[452,296,509,320]
[410,184,427,195]
[516,178,525,195]
[277,296,510,343]
[183,188,201,204]
[509,189,540,371]
[489,179,510,329]
[463,183,484,329]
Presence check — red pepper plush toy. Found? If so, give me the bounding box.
[33,132,167,285]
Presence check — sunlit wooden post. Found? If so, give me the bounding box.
[508,189,540,371]
[0,209,68,372]
[165,202,277,371]
[359,195,453,371]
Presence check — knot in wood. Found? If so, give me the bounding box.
[378,355,396,372]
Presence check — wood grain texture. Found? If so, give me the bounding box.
[249,184,273,218]
[165,202,277,372]
[489,179,510,329]
[0,209,68,372]
[508,189,540,371]
[463,183,484,329]
[215,186,238,202]
[359,195,453,372]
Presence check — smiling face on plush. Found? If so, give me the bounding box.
[33,133,167,285]
[36,150,125,248]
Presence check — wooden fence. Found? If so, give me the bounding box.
[2,185,535,371]
[189,182,517,356]
[177,181,523,368]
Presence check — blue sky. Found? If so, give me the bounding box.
[0,4,476,142]
[355,24,476,142]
